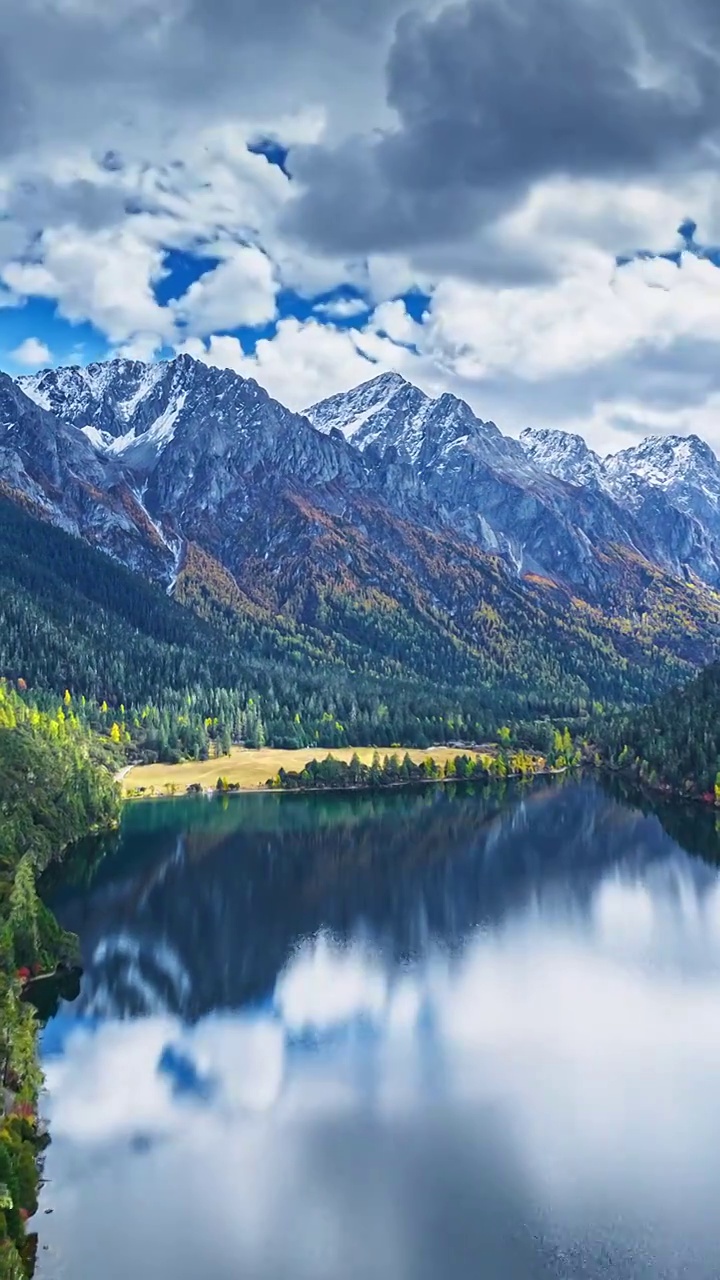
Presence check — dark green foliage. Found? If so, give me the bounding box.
[0,682,121,1273]
[1,493,718,766]
[595,663,720,797]
[267,743,571,791]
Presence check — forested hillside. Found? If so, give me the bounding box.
[1,490,719,762]
[0,682,120,1277]
[597,663,720,798]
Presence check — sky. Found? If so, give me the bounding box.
[3,0,720,454]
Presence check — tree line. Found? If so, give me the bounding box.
[1,491,716,769]
[266,732,580,792]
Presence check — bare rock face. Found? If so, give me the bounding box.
[12,355,720,605]
[0,370,176,580]
[520,424,720,587]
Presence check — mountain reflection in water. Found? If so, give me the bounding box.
[38,779,720,1280]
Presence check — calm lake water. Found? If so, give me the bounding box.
[35,778,720,1279]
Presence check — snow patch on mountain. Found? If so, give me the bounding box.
[306,372,524,471]
[520,427,607,489]
[604,435,720,524]
[307,372,405,442]
[81,425,115,453]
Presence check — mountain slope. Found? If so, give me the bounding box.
[308,373,720,595]
[521,425,720,588]
[4,466,720,773]
[1,369,175,580]
[23,355,720,603]
[0,486,623,754]
[8,356,720,720]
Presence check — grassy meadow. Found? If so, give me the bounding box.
[121,745,493,796]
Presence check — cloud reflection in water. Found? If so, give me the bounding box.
[36,784,720,1278]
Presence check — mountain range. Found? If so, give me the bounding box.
[11,355,720,596]
[2,354,720,728]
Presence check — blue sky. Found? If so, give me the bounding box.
[0,218,431,403]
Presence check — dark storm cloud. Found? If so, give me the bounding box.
[0,47,34,155]
[283,0,720,255]
[0,0,419,161]
[6,179,131,233]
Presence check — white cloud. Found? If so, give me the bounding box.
[366,254,427,304]
[45,1017,179,1145]
[373,299,423,346]
[0,9,720,454]
[45,1010,286,1147]
[313,297,369,320]
[9,335,52,366]
[174,245,278,334]
[421,250,720,382]
[116,331,168,362]
[178,314,428,410]
[275,933,388,1031]
[3,225,171,346]
[499,172,720,269]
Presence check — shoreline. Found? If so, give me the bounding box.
[122,762,571,801]
[119,743,504,798]
[598,763,720,809]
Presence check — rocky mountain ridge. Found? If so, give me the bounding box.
[4,355,720,692]
[520,424,720,590]
[308,376,720,593]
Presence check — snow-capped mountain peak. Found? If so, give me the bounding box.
[604,433,719,486]
[304,371,414,447]
[20,358,165,429]
[520,427,606,488]
[603,433,720,528]
[306,373,521,468]
[8,353,720,601]
[20,355,237,470]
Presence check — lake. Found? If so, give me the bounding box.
[36,777,720,1279]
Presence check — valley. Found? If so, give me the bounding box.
[1,354,720,765]
[1,353,717,1280]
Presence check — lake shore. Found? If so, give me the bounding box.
[120,744,568,799]
[120,744,502,797]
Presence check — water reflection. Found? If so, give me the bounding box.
[38,780,720,1279]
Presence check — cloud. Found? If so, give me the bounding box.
[314,297,369,321]
[9,336,52,367]
[283,0,720,260]
[275,933,388,1031]
[3,225,171,347]
[173,246,278,334]
[421,251,720,382]
[373,299,424,347]
[5,174,129,235]
[2,0,720,455]
[0,0,414,165]
[177,314,431,410]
